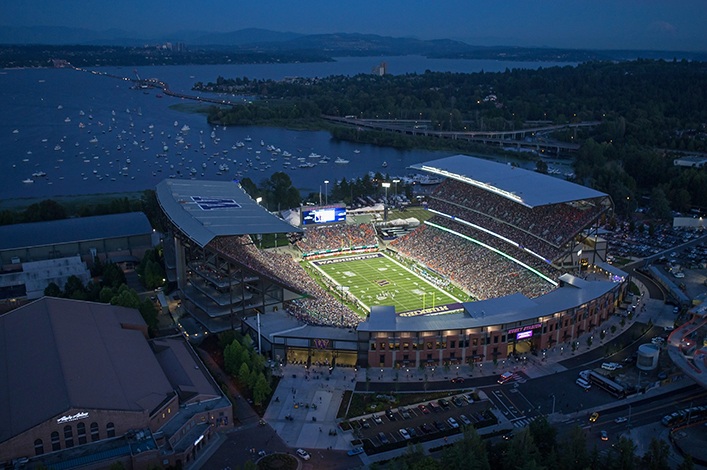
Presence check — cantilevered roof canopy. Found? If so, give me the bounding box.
[411,155,608,208]
[156,179,301,248]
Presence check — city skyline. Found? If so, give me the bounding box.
[1,0,706,51]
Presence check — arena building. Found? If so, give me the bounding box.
[0,297,232,469]
[0,212,155,303]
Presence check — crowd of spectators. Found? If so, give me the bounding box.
[295,223,378,256]
[210,235,362,328]
[431,179,606,250]
[391,221,556,300]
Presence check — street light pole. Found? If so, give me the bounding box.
[324,180,329,205]
[392,178,400,203]
[382,182,390,221]
[550,394,556,414]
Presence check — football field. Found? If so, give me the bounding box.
[310,252,462,313]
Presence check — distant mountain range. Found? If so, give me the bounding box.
[0,26,704,62]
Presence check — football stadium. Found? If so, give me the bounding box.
[157,154,628,369]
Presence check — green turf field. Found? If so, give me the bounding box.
[310,252,461,313]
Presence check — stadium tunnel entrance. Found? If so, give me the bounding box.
[507,324,542,357]
[287,347,357,367]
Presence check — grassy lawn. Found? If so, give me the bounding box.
[310,252,461,313]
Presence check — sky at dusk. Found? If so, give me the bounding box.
[2,0,706,51]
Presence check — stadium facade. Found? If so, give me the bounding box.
[0,297,232,469]
[156,155,629,369]
[156,179,305,333]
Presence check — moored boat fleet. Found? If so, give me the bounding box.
[12,104,372,186]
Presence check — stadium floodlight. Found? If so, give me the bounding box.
[392,179,400,199]
[324,180,329,205]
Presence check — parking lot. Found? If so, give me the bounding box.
[348,391,497,453]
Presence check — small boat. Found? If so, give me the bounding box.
[353,149,361,154]
[181,124,190,132]
[382,161,388,167]
[22,178,34,184]
[244,136,252,142]
[335,157,350,164]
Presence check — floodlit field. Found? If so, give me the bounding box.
[311,252,461,313]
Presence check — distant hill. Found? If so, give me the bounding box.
[0,26,704,62]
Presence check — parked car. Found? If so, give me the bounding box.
[459,414,472,426]
[601,362,621,371]
[399,428,411,440]
[378,432,389,444]
[576,378,591,391]
[438,398,451,409]
[418,404,430,414]
[297,449,311,460]
[447,417,460,429]
[347,447,364,456]
[614,417,628,424]
[420,423,432,433]
[373,415,383,424]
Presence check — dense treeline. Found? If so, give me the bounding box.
[203,60,707,216]
[0,190,163,229]
[0,44,331,68]
[375,419,694,470]
[219,331,273,407]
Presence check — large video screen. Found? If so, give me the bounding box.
[301,206,347,225]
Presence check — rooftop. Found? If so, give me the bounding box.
[410,154,608,208]
[156,179,302,248]
[0,298,174,443]
[0,212,152,251]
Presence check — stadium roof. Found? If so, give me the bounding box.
[410,155,608,208]
[156,179,302,248]
[0,298,174,443]
[0,212,152,251]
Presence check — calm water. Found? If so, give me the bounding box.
[0,56,573,200]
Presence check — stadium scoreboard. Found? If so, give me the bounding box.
[301,205,347,226]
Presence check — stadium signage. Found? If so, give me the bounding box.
[190,196,241,211]
[57,412,89,424]
[516,330,533,340]
[399,303,463,318]
[312,253,382,266]
[507,323,542,335]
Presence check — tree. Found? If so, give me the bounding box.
[528,416,557,459]
[44,282,63,298]
[649,187,671,221]
[441,427,490,470]
[641,438,670,470]
[238,362,250,385]
[252,373,271,406]
[102,263,126,289]
[64,275,86,299]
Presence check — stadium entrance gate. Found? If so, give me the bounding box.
[287,346,357,368]
[506,323,543,356]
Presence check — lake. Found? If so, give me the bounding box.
[0,56,574,200]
